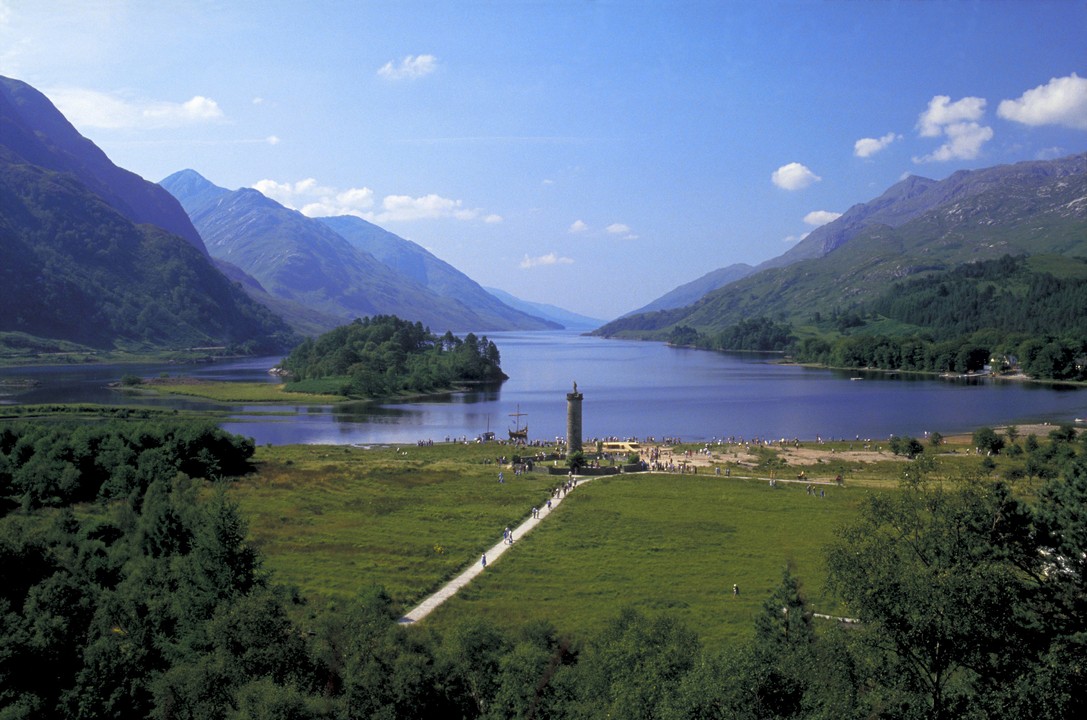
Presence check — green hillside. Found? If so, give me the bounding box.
[0,158,295,354]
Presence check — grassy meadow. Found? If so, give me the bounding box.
[424,472,863,648]
[227,439,939,648]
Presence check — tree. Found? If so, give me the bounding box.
[826,476,1043,719]
[972,426,1005,455]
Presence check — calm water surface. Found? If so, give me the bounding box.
[2,331,1085,445]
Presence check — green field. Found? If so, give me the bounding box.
[425,472,862,648]
[231,442,881,648]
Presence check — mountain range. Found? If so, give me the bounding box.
[598,153,1087,338]
[0,75,294,353]
[160,170,559,334]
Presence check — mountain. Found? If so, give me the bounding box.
[162,170,558,333]
[317,215,559,330]
[596,153,1087,338]
[483,287,604,330]
[0,80,296,353]
[625,263,755,316]
[0,76,207,255]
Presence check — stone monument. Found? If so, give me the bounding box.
[566,381,583,454]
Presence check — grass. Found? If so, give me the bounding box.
[231,443,561,606]
[425,472,862,649]
[143,380,346,403]
[228,432,1044,648]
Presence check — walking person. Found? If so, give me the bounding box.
[481,553,487,569]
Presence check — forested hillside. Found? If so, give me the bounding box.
[0,158,295,353]
[280,315,507,398]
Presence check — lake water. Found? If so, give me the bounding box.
[2,331,1085,445]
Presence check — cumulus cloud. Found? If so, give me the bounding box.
[917,95,986,137]
[605,222,638,240]
[45,87,224,129]
[569,220,588,234]
[252,178,375,217]
[377,54,437,80]
[782,232,810,244]
[771,162,821,190]
[520,253,574,269]
[803,210,842,227]
[914,121,994,163]
[854,131,900,158]
[251,178,497,223]
[913,95,993,163]
[998,73,1087,130]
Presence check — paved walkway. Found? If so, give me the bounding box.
[398,475,591,624]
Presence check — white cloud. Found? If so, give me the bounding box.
[782,232,810,244]
[913,95,993,163]
[917,95,986,137]
[45,87,224,129]
[253,177,497,223]
[569,220,588,234]
[520,253,574,269]
[803,210,842,227]
[377,193,479,222]
[913,121,994,163]
[265,135,281,145]
[252,178,375,217]
[771,162,821,190]
[853,132,900,158]
[606,223,630,234]
[998,73,1087,130]
[377,54,437,80]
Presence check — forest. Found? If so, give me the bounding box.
[676,256,1087,381]
[1,417,1085,719]
[279,315,507,398]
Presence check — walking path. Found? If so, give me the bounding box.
[398,475,592,624]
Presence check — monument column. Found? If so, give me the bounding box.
[566,382,583,454]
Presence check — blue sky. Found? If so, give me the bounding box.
[2,1,1085,319]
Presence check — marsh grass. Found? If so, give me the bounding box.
[149,381,345,403]
[232,443,560,605]
[425,472,862,648]
[231,436,1021,648]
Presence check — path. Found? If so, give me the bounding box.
[398,475,591,624]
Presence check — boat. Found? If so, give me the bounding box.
[508,405,528,442]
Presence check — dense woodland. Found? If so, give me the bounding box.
[0,158,297,354]
[672,256,1087,381]
[280,315,507,398]
[1,418,1085,719]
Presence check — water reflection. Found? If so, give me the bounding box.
[3,332,1086,445]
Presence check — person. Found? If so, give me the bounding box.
[481,553,487,568]
[732,584,739,596]
[498,471,504,483]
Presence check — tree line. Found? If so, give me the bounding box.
[674,256,1087,381]
[2,418,1085,718]
[280,315,507,398]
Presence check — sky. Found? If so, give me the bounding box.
[2,1,1085,320]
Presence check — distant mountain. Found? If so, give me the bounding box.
[625,263,755,316]
[162,170,558,333]
[318,215,559,331]
[0,81,296,352]
[596,153,1087,338]
[0,76,207,255]
[483,287,604,330]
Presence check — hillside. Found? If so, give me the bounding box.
[317,215,559,331]
[625,262,755,316]
[597,153,1087,338]
[0,76,207,254]
[483,287,604,330]
[0,78,296,354]
[162,170,557,333]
